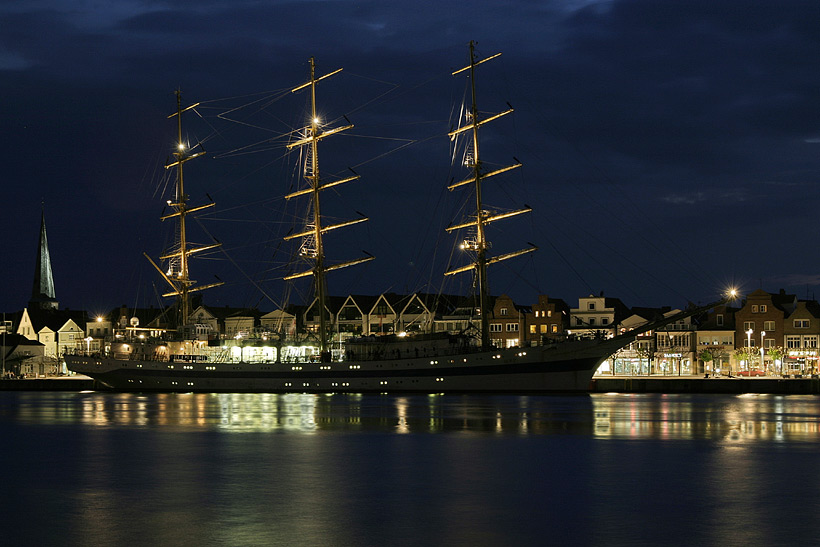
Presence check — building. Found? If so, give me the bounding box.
[695,304,738,375]
[734,289,796,372]
[782,300,820,375]
[488,294,529,348]
[525,295,568,345]
[569,294,630,338]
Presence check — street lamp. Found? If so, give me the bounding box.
[760,331,766,375]
[746,328,753,373]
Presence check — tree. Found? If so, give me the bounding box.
[734,348,751,374]
[767,346,785,375]
[699,349,714,375]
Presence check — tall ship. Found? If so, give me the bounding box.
[65,44,728,392]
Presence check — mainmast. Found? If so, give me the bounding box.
[145,90,223,329]
[285,58,374,360]
[446,41,536,350]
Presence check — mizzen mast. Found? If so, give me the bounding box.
[285,57,374,360]
[446,41,536,350]
[145,90,223,329]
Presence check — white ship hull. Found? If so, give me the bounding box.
[65,339,617,393]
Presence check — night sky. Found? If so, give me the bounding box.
[3,0,820,318]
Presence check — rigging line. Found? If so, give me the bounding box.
[196,220,285,310]
[348,137,433,170]
[213,138,294,159]
[343,133,417,142]
[212,89,292,116]
[530,204,687,304]
[542,238,595,297]
[529,107,717,291]
[346,72,446,111]
[196,88,294,105]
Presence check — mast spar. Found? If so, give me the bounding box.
[446,41,536,350]
[145,90,223,329]
[285,58,374,360]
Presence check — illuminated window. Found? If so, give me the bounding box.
[540,325,547,334]
[529,325,536,334]
[551,325,558,333]
[751,305,758,313]
[760,305,767,312]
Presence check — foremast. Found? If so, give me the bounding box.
[285,58,374,360]
[446,41,537,350]
[145,90,223,329]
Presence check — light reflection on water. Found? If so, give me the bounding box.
[3,392,820,546]
[3,391,820,441]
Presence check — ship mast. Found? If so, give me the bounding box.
[446,41,536,350]
[285,58,374,360]
[145,90,223,329]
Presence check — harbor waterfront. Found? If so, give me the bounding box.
[4,374,820,394]
[2,391,820,546]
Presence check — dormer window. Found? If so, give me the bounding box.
[588,303,596,310]
[751,305,758,313]
[500,308,508,316]
[760,305,767,313]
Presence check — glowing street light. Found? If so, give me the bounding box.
[760,331,766,374]
[746,328,753,373]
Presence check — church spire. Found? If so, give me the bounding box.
[30,208,58,310]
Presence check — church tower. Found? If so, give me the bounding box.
[29,210,58,310]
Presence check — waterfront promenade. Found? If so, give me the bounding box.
[591,375,820,394]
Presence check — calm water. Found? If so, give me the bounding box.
[1,391,820,546]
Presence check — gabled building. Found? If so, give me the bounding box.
[224,309,261,339]
[1,333,45,377]
[525,295,568,345]
[734,289,796,372]
[260,309,298,336]
[488,294,529,349]
[783,300,820,375]
[16,307,87,373]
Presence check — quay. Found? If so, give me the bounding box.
[1,374,820,394]
[591,376,820,395]
[0,376,97,391]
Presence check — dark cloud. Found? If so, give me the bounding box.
[2,0,820,315]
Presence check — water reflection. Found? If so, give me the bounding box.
[591,393,820,442]
[2,392,820,441]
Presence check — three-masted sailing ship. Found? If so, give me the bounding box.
[65,44,727,392]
